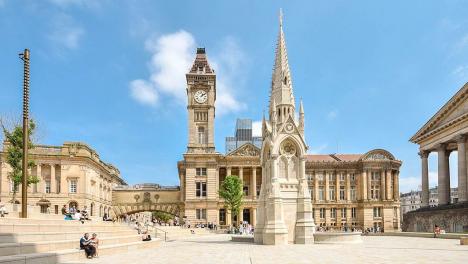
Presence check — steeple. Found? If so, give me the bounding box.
[299,99,305,136]
[269,8,295,117]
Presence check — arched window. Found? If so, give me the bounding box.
[90,203,94,216]
[283,76,287,85]
[69,201,78,210]
[198,126,206,144]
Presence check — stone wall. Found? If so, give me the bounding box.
[402,202,468,233]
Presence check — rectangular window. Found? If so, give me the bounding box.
[373,207,382,218]
[196,182,207,197]
[329,173,336,182]
[69,180,77,193]
[317,173,324,181]
[351,207,357,219]
[350,173,356,181]
[243,185,249,196]
[219,209,226,223]
[198,127,206,144]
[320,208,326,219]
[340,173,345,181]
[45,180,51,194]
[196,208,206,220]
[307,174,314,181]
[350,186,356,201]
[329,188,335,200]
[312,208,315,221]
[330,208,336,219]
[196,168,207,176]
[339,186,345,200]
[195,111,208,121]
[341,208,347,218]
[371,171,381,181]
[310,188,314,200]
[319,187,324,200]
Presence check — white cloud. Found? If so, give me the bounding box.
[48,13,85,50]
[309,144,328,154]
[252,121,262,137]
[48,0,105,9]
[327,109,338,121]
[130,79,158,106]
[399,171,439,193]
[130,30,246,115]
[452,65,468,82]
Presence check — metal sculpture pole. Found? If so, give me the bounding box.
[19,49,30,218]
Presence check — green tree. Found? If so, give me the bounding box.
[152,211,173,223]
[0,119,39,203]
[218,175,244,227]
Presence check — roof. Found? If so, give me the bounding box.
[305,154,362,162]
[188,47,214,74]
[410,82,468,143]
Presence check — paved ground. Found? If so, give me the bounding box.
[87,234,467,264]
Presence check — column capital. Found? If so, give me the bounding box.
[456,134,467,143]
[436,143,447,151]
[418,150,430,159]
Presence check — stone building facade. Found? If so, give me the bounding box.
[0,142,125,217]
[406,82,468,232]
[177,14,402,233]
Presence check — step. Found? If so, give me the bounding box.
[0,218,123,226]
[0,235,143,257]
[0,230,136,243]
[0,240,161,263]
[0,224,130,234]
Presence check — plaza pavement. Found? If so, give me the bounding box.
[82,234,467,264]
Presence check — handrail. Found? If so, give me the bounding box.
[152,227,168,242]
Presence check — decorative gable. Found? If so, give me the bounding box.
[227,143,260,157]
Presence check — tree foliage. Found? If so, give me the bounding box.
[0,119,39,201]
[152,211,173,223]
[218,175,244,223]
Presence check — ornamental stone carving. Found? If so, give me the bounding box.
[280,140,296,157]
[134,194,140,202]
[229,144,260,156]
[143,192,151,203]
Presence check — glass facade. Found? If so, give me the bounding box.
[225,119,263,153]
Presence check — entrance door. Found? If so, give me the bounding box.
[243,208,251,224]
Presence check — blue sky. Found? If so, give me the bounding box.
[1,0,468,192]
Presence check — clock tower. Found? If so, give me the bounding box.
[186,48,216,153]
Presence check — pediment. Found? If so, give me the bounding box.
[361,149,395,161]
[227,143,260,157]
[411,83,468,143]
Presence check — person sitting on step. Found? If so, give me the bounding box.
[90,233,99,257]
[80,233,96,259]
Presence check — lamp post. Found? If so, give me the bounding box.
[19,49,30,218]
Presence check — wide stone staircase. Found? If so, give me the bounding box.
[0,218,161,263]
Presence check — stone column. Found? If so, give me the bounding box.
[252,167,257,199]
[50,164,56,194]
[386,169,392,200]
[393,171,399,201]
[37,164,43,192]
[457,136,468,202]
[437,144,451,205]
[314,172,319,201]
[367,170,372,200]
[362,170,368,200]
[239,167,244,194]
[346,172,351,201]
[252,208,257,226]
[226,210,232,226]
[380,169,386,200]
[336,172,340,201]
[325,171,330,201]
[419,151,429,206]
[226,166,231,176]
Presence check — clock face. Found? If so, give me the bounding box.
[194,90,207,103]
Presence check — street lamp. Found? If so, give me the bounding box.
[19,49,30,218]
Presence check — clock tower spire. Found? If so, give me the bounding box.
[185,48,216,153]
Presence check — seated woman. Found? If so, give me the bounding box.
[90,233,99,257]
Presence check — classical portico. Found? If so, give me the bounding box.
[411,83,468,206]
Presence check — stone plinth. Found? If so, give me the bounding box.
[231,235,254,243]
[313,232,362,244]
